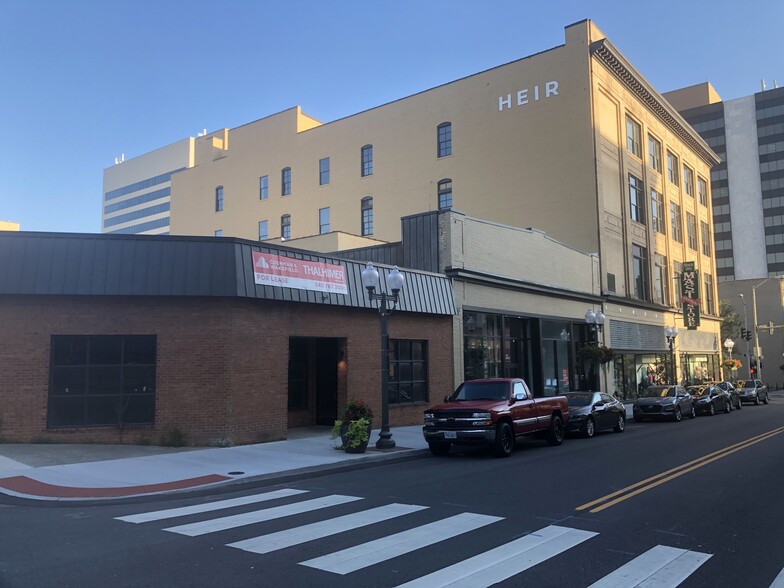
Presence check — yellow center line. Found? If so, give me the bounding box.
[576,425,784,513]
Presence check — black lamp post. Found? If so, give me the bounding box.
[361,262,405,449]
[584,308,605,344]
[665,326,678,385]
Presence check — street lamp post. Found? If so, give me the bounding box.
[665,326,678,385]
[751,277,784,383]
[361,262,405,450]
[723,338,735,380]
[584,308,605,391]
[739,293,752,380]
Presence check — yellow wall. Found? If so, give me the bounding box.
[0,221,20,231]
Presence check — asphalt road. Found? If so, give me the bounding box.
[2,398,783,588]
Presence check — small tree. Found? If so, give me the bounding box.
[720,299,742,343]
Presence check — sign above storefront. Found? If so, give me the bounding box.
[252,252,348,295]
[680,261,701,330]
[498,81,559,111]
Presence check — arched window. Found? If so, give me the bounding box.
[361,197,373,236]
[215,185,224,212]
[281,214,291,240]
[281,167,292,196]
[361,145,373,177]
[437,122,452,157]
[438,179,452,209]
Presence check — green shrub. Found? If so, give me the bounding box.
[160,427,188,447]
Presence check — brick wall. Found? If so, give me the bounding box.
[0,295,452,446]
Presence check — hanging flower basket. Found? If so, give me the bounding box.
[721,358,741,370]
[576,345,615,364]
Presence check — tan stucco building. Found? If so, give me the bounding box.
[114,19,724,396]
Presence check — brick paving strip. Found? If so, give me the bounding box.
[0,474,231,498]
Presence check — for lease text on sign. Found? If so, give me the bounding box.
[252,252,348,295]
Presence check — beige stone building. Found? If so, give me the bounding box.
[141,19,723,396]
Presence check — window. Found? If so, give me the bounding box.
[361,197,373,236]
[683,165,694,197]
[701,221,711,256]
[626,116,642,157]
[438,178,452,209]
[654,254,669,305]
[258,220,268,240]
[319,157,330,185]
[667,151,679,186]
[704,273,715,315]
[437,122,452,157]
[673,261,683,304]
[651,189,666,234]
[388,340,428,404]
[632,244,649,301]
[670,202,683,243]
[281,167,291,196]
[259,175,268,200]
[281,214,291,240]
[361,145,373,177]
[214,229,223,237]
[629,174,645,224]
[649,135,662,172]
[686,213,697,250]
[698,177,708,206]
[319,207,330,234]
[215,185,224,212]
[48,335,156,427]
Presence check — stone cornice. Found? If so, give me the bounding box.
[591,40,721,168]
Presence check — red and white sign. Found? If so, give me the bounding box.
[252,252,348,295]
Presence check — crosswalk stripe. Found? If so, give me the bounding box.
[163,494,363,537]
[588,545,712,587]
[228,503,429,554]
[115,489,309,524]
[394,525,597,588]
[299,512,503,575]
[769,567,784,588]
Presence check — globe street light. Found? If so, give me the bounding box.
[584,308,606,344]
[361,262,405,449]
[723,338,735,381]
[665,326,678,385]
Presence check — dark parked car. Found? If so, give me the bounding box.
[734,379,769,405]
[633,385,695,422]
[564,392,626,437]
[712,381,742,410]
[688,384,732,415]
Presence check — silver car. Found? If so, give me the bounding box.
[633,385,696,422]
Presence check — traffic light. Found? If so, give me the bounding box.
[741,327,747,340]
[747,330,753,341]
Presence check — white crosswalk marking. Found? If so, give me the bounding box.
[395,525,597,588]
[588,545,712,587]
[163,494,362,537]
[228,503,428,554]
[770,567,784,588]
[300,512,502,575]
[115,489,309,524]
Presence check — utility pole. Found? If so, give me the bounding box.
[739,293,752,380]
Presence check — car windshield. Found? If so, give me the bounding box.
[565,393,594,407]
[452,381,509,401]
[687,386,708,396]
[735,380,752,389]
[640,386,676,398]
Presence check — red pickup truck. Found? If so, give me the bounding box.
[422,378,569,457]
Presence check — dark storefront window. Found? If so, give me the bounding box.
[463,312,503,379]
[541,320,572,396]
[49,335,156,427]
[388,340,428,404]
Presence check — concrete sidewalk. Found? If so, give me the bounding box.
[0,425,429,501]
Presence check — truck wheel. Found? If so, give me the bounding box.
[546,415,565,446]
[493,422,514,457]
[428,442,451,456]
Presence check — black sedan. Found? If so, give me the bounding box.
[712,381,742,410]
[688,384,732,415]
[633,385,696,422]
[735,379,770,405]
[564,392,626,438]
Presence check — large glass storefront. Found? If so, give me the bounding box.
[611,352,720,401]
[462,311,590,397]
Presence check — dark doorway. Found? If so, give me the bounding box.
[288,337,340,427]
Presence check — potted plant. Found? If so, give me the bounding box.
[330,399,374,452]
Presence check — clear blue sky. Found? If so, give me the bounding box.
[1,0,781,233]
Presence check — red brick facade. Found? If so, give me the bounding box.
[0,295,453,445]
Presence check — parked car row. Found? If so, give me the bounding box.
[422,378,772,457]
